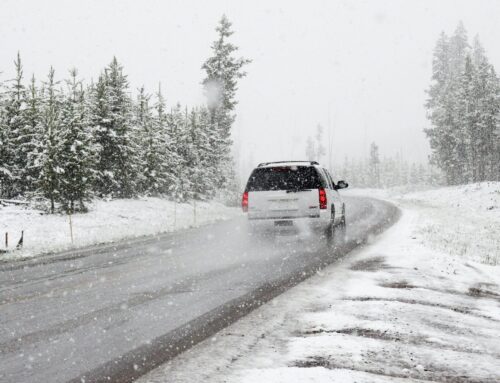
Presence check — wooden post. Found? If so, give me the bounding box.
[173,199,177,231]
[16,231,24,249]
[4,232,7,249]
[68,212,74,245]
[193,200,197,226]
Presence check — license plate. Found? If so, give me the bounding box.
[274,220,293,227]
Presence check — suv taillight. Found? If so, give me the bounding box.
[242,191,249,212]
[319,188,327,209]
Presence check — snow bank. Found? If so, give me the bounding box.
[347,182,500,265]
[0,198,240,261]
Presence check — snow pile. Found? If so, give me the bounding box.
[138,184,500,383]
[348,182,500,265]
[403,182,500,265]
[0,198,240,260]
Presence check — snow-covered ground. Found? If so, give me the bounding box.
[348,182,500,265]
[0,198,240,261]
[138,182,500,383]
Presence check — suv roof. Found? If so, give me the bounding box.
[257,161,319,168]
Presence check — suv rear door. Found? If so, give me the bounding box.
[245,166,323,220]
[323,169,343,223]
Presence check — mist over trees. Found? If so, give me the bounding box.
[425,22,500,184]
[0,16,249,213]
[333,142,443,189]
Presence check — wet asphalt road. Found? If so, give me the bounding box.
[0,196,399,383]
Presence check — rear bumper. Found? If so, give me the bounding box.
[247,213,330,232]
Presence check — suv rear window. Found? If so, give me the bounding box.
[246,166,322,191]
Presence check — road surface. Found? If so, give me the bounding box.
[0,196,398,383]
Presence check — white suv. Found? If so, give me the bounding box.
[242,161,348,238]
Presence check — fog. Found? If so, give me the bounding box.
[1,0,499,179]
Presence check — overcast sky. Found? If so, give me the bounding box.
[1,0,499,178]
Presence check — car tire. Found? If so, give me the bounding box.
[326,205,335,241]
[336,204,347,244]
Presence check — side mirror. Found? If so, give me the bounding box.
[336,180,348,190]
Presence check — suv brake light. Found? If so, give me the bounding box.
[319,188,327,209]
[242,191,249,212]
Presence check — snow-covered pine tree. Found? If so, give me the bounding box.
[57,69,96,212]
[305,137,315,161]
[23,75,43,196]
[202,15,250,195]
[456,54,476,183]
[186,107,216,199]
[425,24,471,184]
[315,125,326,162]
[93,57,139,198]
[135,86,167,195]
[36,67,62,213]
[153,85,179,195]
[1,53,26,197]
[426,23,499,184]
[166,103,189,201]
[471,37,500,181]
[0,78,14,197]
[369,142,380,187]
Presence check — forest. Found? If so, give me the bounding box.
[0,16,249,213]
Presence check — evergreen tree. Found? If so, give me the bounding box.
[23,75,43,195]
[135,86,171,195]
[58,69,96,212]
[369,142,380,187]
[93,57,139,198]
[36,68,62,213]
[0,80,15,197]
[202,15,250,191]
[166,103,189,200]
[305,137,315,161]
[425,22,500,184]
[0,53,26,197]
[315,124,326,162]
[471,37,500,181]
[153,85,180,194]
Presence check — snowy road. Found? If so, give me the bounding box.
[0,197,398,383]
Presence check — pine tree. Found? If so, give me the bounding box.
[135,86,170,195]
[305,137,315,160]
[93,57,139,198]
[23,75,43,195]
[166,103,189,201]
[58,69,96,212]
[426,23,500,184]
[471,37,500,181]
[0,53,26,197]
[153,85,179,195]
[369,142,380,187]
[0,80,15,197]
[36,68,62,213]
[315,125,326,162]
[202,15,250,192]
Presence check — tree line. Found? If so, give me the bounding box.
[425,22,500,185]
[334,142,444,189]
[0,16,249,213]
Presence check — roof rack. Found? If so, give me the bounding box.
[257,161,319,167]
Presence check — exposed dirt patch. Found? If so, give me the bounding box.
[341,297,500,322]
[292,356,497,382]
[350,256,391,271]
[468,283,500,300]
[301,327,396,341]
[298,326,500,358]
[380,280,416,289]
